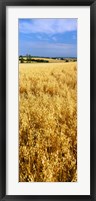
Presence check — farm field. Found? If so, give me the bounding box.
[19,56,77,63]
[19,62,77,182]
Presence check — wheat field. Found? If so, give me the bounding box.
[19,62,77,182]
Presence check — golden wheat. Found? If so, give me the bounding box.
[19,62,77,182]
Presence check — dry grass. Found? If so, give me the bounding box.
[19,62,77,182]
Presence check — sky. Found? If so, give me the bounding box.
[19,19,77,57]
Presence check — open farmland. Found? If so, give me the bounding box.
[19,56,77,63]
[19,62,77,182]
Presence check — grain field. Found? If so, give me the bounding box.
[19,62,77,182]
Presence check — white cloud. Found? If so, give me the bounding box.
[19,19,77,34]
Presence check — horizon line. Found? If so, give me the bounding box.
[19,55,77,58]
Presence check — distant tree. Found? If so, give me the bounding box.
[65,59,69,62]
[19,55,24,63]
[26,54,32,63]
[21,57,24,63]
[19,55,22,58]
[26,54,28,63]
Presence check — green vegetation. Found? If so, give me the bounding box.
[19,55,77,63]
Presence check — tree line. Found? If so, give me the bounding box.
[19,55,49,63]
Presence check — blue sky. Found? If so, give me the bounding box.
[19,19,77,57]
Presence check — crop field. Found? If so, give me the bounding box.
[19,62,77,182]
[19,57,77,63]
